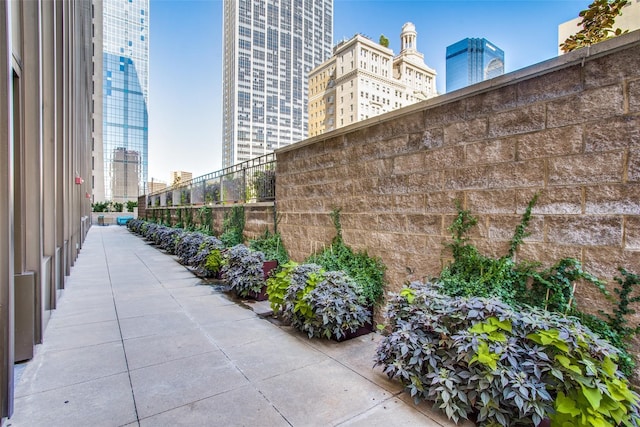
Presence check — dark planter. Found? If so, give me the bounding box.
[333,320,374,342]
[262,260,278,279]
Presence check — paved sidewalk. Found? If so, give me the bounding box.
[7,226,461,427]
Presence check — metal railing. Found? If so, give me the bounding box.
[147,153,276,207]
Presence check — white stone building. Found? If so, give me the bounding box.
[308,22,437,136]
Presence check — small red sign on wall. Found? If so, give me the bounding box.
[75,176,83,185]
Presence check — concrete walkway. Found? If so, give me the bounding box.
[7,226,462,427]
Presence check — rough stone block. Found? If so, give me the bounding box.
[391,194,426,214]
[516,65,583,104]
[465,86,518,117]
[546,215,623,247]
[584,47,640,88]
[546,85,625,128]
[467,189,517,214]
[585,184,640,215]
[584,115,640,152]
[631,79,640,113]
[371,232,427,255]
[487,160,545,189]
[421,127,444,149]
[376,214,407,233]
[425,192,465,214]
[517,126,583,160]
[424,100,466,128]
[377,173,444,195]
[488,104,546,138]
[626,216,640,251]
[465,139,515,165]
[364,158,393,176]
[424,146,465,169]
[516,187,582,215]
[443,117,488,145]
[583,247,640,281]
[516,243,582,269]
[393,152,425,175]
[487,215,544,242]
[405,214,442,236]
[340,213,378,232]
[548,151,624,185]
[444,165,490,190]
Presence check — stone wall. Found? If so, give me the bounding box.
[276,31,640,315]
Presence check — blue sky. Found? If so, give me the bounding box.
[148,0,589,182]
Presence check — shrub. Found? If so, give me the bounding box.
[266,261,298,313]
[221,245,265,297]
[175,232,206,265]
[375,282,640,426]
[190,236,224,277]
[280,264,371,340]
[249,230,289,266]
[306,208,386,307]
[220,205,245,247]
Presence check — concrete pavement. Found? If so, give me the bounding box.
[7,225,462,427]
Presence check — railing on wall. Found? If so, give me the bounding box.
[147,153,276,208]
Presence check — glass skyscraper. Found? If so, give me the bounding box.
[445,38,504,93]
[95,0,149,202]
[222,0,333,167]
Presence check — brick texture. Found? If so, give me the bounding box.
[275,38,640,321]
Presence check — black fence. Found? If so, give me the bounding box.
[147,154,276,207]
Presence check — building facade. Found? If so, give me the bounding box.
[222,0,333,167]
[0,0,94,419]
[93,0,149,203]
[170,170,193,185]
[308,23,437,136]
[445,38,504,93]
[558,0,640,54]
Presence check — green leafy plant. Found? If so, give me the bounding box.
[220,205,245,247]
[280,263,370,340]
[306,208,386,307]
[266,261,298,313]
[197,206,213,235]
[112,202,124,212]
[249,229,289,266]
[92,201,110,212]
[561,0,629,53]
[375,282,640,426]
[221,245,266,297]
[204,249,223,277]
[126,200,137,212]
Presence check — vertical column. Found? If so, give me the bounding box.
[0,0,15,419]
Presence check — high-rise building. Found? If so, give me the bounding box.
[445,38,504,93]
[558,0,640,54]
[93,0,150,203]
[308,23,437,136]
[170,171,193,185]
[222,0,334,167]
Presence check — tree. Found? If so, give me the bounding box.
[560,0,629,53]
[379,34,389,48]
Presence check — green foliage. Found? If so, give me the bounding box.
[279,264,371,340]
[204,249,223,276]
[112,202,123,212]
[163,208,172,227]
[220,205,245,247]
[305,207,386,306]
[379,34,389,48]
[439,196,638,379]
[126,200,137,212]
[561,0,629,53]
[249,230,289,266]
[92,201,110,212]
[375,282,640,426]
[266,261,298,313]
[221,244,265,297]
[601,267,640,342]
[197,206,214,235]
